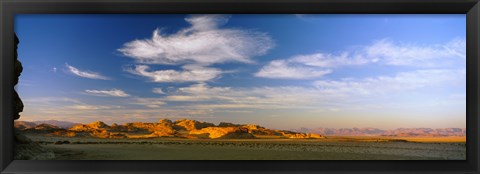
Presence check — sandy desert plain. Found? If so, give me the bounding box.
[15,119,466,160]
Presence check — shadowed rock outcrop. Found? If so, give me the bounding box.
[23,124,64,134]
[218,122,242,127]
[14,133,55,160]
[14,121,37,130]
[14,33,24,120]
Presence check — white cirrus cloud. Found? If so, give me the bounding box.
[363,38,465,67]
[165,83,233,101]
[118,14,274,65]
[126,64,222,83]
[66,105,122,110]
[313,69,465,97]
[161,68,464,110]
[288,52,370,68]
[255,59,333,79]
[130,97,166,108]
[178,83,231,94]
[255,38,465,79]
[85,89,130,97]
[65,63,110,80]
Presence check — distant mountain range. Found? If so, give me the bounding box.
[15,120,79,129]
[290,127,466,137]
[32,120,80,129]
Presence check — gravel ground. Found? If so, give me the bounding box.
[23,136,466,160]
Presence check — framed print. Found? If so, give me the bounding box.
[1,0,479,173]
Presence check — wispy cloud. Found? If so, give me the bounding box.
[363,38,465,67]
[164,83,233,102]
[126,64,222,83]
[162,68,464,110]
[20,97,126,122]
[256,38,465,79]
[85,89,130,97]
[313,69,465,97]
[130,97,166,108]
[66,105,122,110]
[118,14,274,65]
[65,63,110,80]
[23,97,83,106]
[255,59,333,79]
[152,88,165,94]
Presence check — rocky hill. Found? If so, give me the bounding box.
[16,119,324,139]
[291,127,466,137]
[17,120,464,138]
[14,121,37,130]
[22,124,64,134]
[33,120,79,129]
[15,120,79,129]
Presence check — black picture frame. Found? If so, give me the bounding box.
[1,0,479,173]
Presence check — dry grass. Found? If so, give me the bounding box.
[391,137,466,143]
[22,134,466,160]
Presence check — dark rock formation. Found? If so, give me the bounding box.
[14,33,23,120]
[14,133,55,160]
[218,122,242,127]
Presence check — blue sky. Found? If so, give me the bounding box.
[15,14,466,129]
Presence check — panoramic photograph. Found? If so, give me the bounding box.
[14,14,466,160]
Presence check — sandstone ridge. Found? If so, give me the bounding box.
[15,119,324,139]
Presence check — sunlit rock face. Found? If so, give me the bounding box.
[189,127,254,139]
[308,133,324,138]
[69,121,118,138]
[241,124,282,136]
[286,133,324,139]
[174,119,215,131]
[278,130,325,139]
[70,121,110,132]
[69,121,176,138]
[136,120,177,137]
[15,119,328,139]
